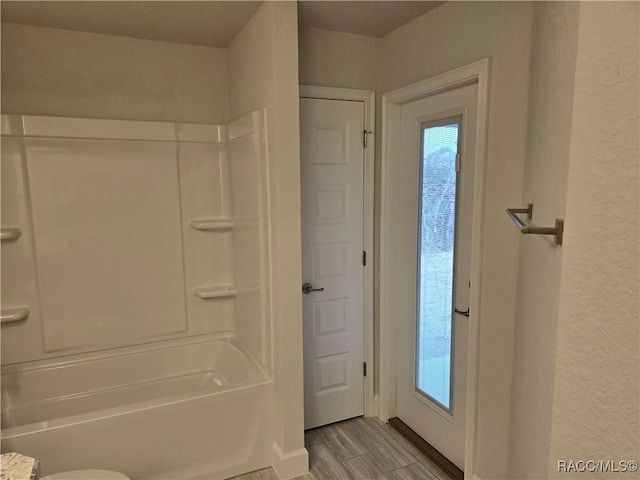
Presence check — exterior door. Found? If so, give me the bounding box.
[395,84,478,469]
[300,97,365,429]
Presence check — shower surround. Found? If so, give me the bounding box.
[1,111,273,479]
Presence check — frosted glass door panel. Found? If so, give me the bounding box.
[26,138,187,351]
[416,120,460,410]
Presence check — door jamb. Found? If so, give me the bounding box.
[299,85,376,420]
[379,59,490,478]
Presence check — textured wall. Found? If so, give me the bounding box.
[507,3,580,478]
[298,27,377,91]
[228,1,306,475]
[548,2,639,477]
[378,3,534,478]
[1,23,228,123]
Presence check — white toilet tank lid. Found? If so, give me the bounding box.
[41,470,130,480]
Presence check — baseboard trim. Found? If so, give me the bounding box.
[271,442,309,480]
[388,417,464,480]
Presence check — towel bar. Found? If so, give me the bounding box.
[506,204,563,245]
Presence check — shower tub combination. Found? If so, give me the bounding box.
[1,336,272,479]
[1,112,273,479]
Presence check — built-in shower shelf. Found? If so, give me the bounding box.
[193,285,237,300]
[189,218,234,231]
[1,306,30,325]
[1,227,22,241]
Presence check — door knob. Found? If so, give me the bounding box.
[302,282,324,294]
[454,307,469,317]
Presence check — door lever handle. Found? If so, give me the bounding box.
[302,282,324,294]
[454,307,470,317]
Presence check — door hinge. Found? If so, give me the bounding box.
[363,130,373,148]
[363,362,367,377]
[362,250,367,266]
[455,152,461,173]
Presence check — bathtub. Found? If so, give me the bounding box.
[1,334,273,479]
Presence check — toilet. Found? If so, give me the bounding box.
[41,470,130,480]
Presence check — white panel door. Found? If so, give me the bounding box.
[396,84,478,469]
[300,97,365,429]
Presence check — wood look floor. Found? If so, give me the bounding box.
[230,416,451,480]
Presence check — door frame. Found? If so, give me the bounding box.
[299,85,376,419]
[379,59,490,476]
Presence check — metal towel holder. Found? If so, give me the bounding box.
[506,204,564,245]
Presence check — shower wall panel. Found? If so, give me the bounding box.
[1,136,43,363]
[0,116,240,365]
[228,110,271,368]
[178,142,235,333]
[26,138,187,351]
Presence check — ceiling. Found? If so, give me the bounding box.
[298,1,443,38]
[0,1,263,48]
[1,1,444,48]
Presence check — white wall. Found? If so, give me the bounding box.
[378,3,534,478]
[548,2,639,477]
[298,27,377,90]
[508,2,580,478]
[228,2,307,478]
[299,3,638,479]
[1,23,228,123]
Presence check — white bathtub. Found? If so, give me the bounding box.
[1,335,273,479]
